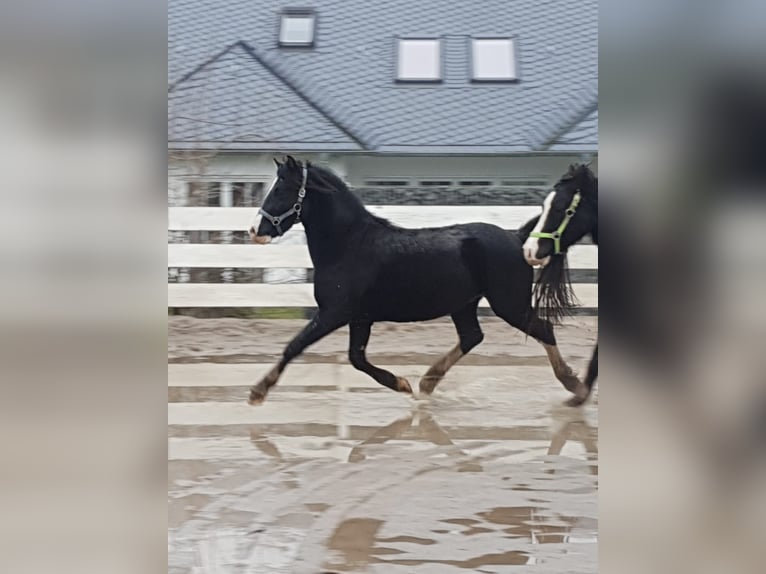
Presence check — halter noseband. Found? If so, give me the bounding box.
[530,191,581,255]
[258,165,308,236]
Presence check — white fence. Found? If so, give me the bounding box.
[167,205,598,310]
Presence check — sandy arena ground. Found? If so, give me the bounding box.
[169,316,598,573]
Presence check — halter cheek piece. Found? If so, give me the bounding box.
[530,191,581,255]
[258,165,308,236]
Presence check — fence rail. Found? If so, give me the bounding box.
[168,206,544,231]
[167,200,598,312]
[168,283,598,308]
[167,243,598,269]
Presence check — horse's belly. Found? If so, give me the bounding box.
[362,272,479,322]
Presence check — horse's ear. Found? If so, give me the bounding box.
[273,157,282,167]
[285,155,298,168]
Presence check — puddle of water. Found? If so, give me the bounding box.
[169,362,598,572]
[377,550,531,567]
[324,518,385,572]
[378,536,436,545]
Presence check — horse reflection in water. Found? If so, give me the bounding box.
[347,407,481,472]
[247,405,597,471]
[348,405,596,471]
[244,406,596,572]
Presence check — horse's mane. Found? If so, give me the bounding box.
[307,162,351,193]
[308,162,398,228]
[532,255,579,325]
[571,164,598,204]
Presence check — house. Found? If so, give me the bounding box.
[168,0,597,207]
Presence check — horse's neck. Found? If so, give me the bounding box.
[302,192,371,267]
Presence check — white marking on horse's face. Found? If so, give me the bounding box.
[249,213,275,244]
[249,177,280,244]
[524,191,554,267]
[248,213,271,243]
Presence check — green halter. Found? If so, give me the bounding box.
[530,191,581,255]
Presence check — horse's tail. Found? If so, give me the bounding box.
[532,254,579,324]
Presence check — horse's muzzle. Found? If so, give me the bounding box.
[249,226,272,244]
[523,238,551,267]
[524,250,551,267]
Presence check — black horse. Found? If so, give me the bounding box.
[521,163,598,406]
[247,156,581,404]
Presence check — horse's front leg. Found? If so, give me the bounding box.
[348,321,413,394]
[248,310,347,404]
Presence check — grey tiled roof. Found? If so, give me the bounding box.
[169,43,362,149]
[169,0,597,153]
[548,109,599,152]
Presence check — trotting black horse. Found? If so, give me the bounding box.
[247,156,582,404]
[520,163,598,406]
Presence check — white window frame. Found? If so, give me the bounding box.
[396,38,442,82]
[471,37,518,82]
[278,10,317,47]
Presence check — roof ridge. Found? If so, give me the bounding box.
[168,42,241,93]
[531,90,598,152]
[236,41,367,150]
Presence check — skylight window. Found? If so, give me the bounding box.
[397,39,441,82]
[471,38,517,81]
[279,10,316,46]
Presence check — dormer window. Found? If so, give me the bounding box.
[397,39,441,82]
[279,10,316,47]
[471,38,517,81]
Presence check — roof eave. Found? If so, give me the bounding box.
[168,141,364,152]
[168,142,598,155]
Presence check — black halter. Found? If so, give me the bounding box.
[258,165,308,236]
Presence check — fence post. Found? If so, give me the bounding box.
[220,182,233,283]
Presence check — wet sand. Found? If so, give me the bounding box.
[169,317,598,573]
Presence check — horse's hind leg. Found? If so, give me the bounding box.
[348,321,413,394]
[525,313,585,396]
[419,300,484,395]
[249,310,346,404]
[566,344,597,406]
[488,294,582,396]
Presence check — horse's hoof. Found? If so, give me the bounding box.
[248,383,268,405]
[419,377,438,395]
[396,377,413,394]
[248,393,265,405]
[348,451,366,463]
[564,395,587,407]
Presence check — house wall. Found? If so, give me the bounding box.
[343,154,597,186]
[168,152,598,196]
[168,153,347,182]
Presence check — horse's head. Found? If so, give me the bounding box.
[524,163,597,266]
[249,156,308,244]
